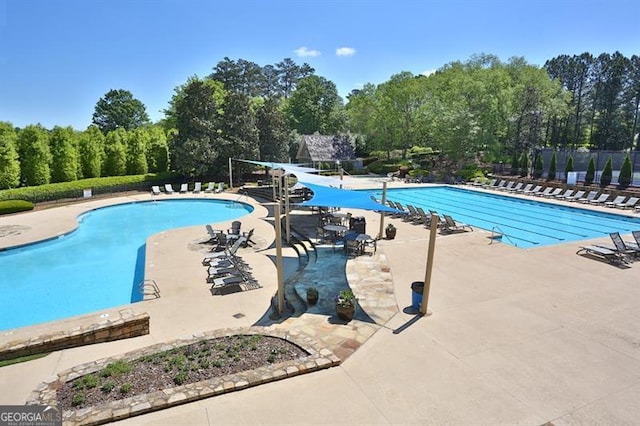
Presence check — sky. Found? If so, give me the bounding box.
[0,0,638,130]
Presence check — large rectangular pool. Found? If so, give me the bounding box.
[370,186,640,248]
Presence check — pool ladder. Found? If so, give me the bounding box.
[139,279,161,299]
[490,226,517,247]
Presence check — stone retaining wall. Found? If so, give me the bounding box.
[27,327,340,426]
[0,310,149,361]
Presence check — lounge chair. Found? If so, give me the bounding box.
[193,182,202,193]
[204,182,216,193]
[498,181,515,191]
[507,182,524,192]
[565,190,585,202]
[576,245,627,265]
[625,230,640,249]
[523,185,542,196]
[202,237,246,265]
[416,207,432,226]
[534,187,555,197]
[578,191,599,203]
[595,232,639,259]
[151,185,161,196]
[164,184,175,194]
[588,193,610,205]
[516,183,533,193]
[441,214,473,233]
[179,183,188,193]
[543,188,563,198]
[227,220,242,237]
[228,228,255,247]
[554,189,574,200]
[404,205,424,223]
[604,195,626,208]
[470,177,485,186]
[481,178,497,189]
[214,182,224,193]
[491,180,507,191]
[616,197,639,210]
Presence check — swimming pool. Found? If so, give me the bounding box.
[0,199,252,331]
[370,186,640,248]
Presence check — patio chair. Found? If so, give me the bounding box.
[214,182,224,193]
[204,182,216,193]
[543,188,563,198]
[604,195,626,208]
[202,236,246,265]
[404,205,424,223]
[625,230,640,249]
[441,214,473,233]
[615,197,639,210]
[576,245,627,265]
[481,178,497,189]
[179,183,189,193]
[193,182,202,193]
[228,228,255,247]
[516,183,533,193]
[595,232,639,259]
[416,207,433,227]
[534,187,555,197]
[588,193,610,205]
[498,181,515,191]
[164,183,175,194]
[491,180,507,191]
[554,189,574,199]
[470,177,485,186]
[565,190,585,202]
[151,185,161,196]
[578,191,599,203]
[507,182,524,192]
[523,185,543,196]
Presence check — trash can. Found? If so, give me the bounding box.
[349,216,366,234]
[411,281,424,311]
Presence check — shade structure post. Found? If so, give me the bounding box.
[420,213,438,316]
[228,157,233,189]
[271,172,277,202]
[378,181,387,240]
[285,175,291,244]
[274,203,285,316]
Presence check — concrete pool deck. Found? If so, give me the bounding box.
[0,181,639,425]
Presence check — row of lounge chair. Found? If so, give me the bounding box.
[201,226,260,294]
[151,182,224,195]
[385,200,473,234]
[577,231,640,265]
[471,178,639,211]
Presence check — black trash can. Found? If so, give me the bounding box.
[411,281,425,311]
[349,216,366,234]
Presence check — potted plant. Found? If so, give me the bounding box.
[306,287,319,305]
[385,223,397,239]
[335,289,356,321]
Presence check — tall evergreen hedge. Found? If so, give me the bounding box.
[533,154,543,179]
[600,157,613,187]
[585,157,596,185]
[548,152,557,180]
[618,154,632,188]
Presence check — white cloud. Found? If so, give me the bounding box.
[336,47,356,57]
[294,46,321,57]
[421,69,437,77]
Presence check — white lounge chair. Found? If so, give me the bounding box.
[507,182,524,192]
[578,191,599,203]
[164,184,175,194]
[516,183,533,193]
[565,190,585,202]
[604,195,626,208]
[616,197,639,210]
[543,188,563,198]
[204,182,216,193]
[589,193,610,205]
[151,185,161,196]
[523,185,542,196]
[214,182,224,193]
[193,182,202,193]
[535,187,555,197]
[179,183,188,193]
[554,189,574,199]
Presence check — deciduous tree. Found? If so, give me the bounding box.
[78,125,104,178]
[49,126,79,182]
[17,125,51,185]
[0,122,20,189]
[93,89,150,134]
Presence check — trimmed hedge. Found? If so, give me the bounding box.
[0,200,35,215]
[0,172,177,203]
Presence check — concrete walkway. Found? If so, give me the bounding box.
[1,182,639,425]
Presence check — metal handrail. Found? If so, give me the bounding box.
[139,279,160,299]
[490,226,518,247]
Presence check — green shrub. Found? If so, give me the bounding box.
[618,154,632,188]
[366,160,400,175]
[82,374,98,389]
[173,371,188,385]
[0,200,34,215]
[519,152,529,177]
[119,383,132,394]
[585,157,596,185]
[72,392,85,407]
[548,152,557,180]
[600,157,613,187]
[101,381,115,393]
[533,154,543,179]
[0,172,177,203]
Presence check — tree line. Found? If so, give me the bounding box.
[1,52,637,190]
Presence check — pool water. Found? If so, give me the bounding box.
[0,199,252,331]
[369,187,640,248]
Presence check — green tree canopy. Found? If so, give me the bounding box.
[78,125,104,178]
[103,128,128,176]
[92,89,150,134]
[17,125,51,186]
[0,122,20,189]
[49,126,79,183]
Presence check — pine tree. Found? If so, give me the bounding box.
[548,152,557,181]
[533,153,544,179]
[600,157,613,187]
[618,154,632,188]
[0,122,21,189]
[585,157,596,185]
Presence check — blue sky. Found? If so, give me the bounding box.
[0,0,638,130]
